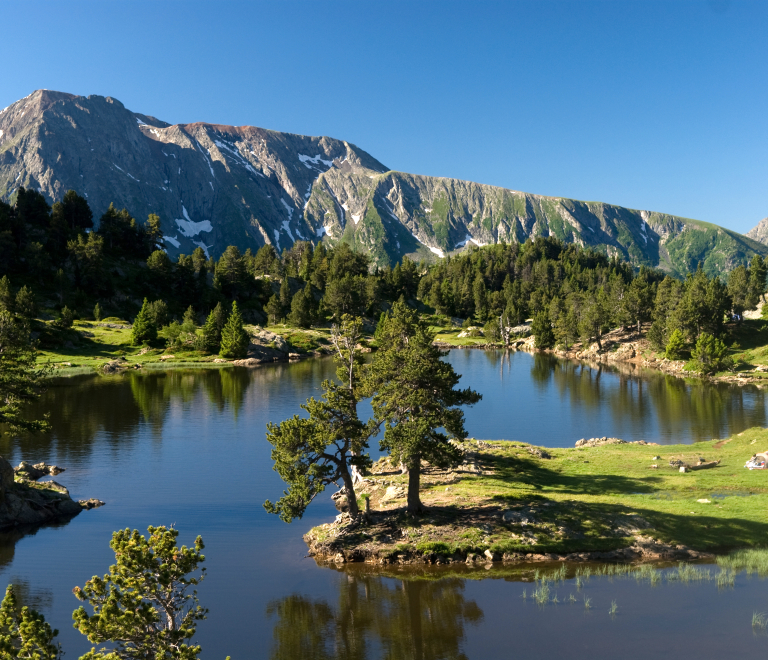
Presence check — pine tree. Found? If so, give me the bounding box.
[0,584,61,659]
[265,295,282,326]
[288,284,314,328]
[665,328,686,360]
[265,315,374,521]
[370,303,481,513]
[73,526,228,660]
[14,286,36,321]
[131,298,158,345]
[0,277,13,313]
[219,302,250,358]
[279,277,291,316]
[749,255,768,305]
[181,305,197,333]
[531,311,555,349]
[198,303,227,353]
[0,311,49,436]
[93,302,102,322]
[55,306,75,330]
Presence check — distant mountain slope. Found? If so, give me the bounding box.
[0,89,764,276]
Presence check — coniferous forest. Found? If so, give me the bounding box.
[1,187,765,369]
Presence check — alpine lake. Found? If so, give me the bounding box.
[4,349,768,659]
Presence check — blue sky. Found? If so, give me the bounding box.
[1,0,765,233]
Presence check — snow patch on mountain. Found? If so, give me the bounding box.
[298,154,333,170]
[280,199,294,219]
[281,220,295,243]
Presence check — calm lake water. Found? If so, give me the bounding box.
[2,350,767,659]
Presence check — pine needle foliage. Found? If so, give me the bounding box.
[0,584,62,659]
[0,310,49,436]
[72,526,227,660]
[264,315,375,522]
[219,302,249,359]
[130,298,157,346]
[370,302,481,513]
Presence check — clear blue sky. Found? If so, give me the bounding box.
[1,0,766,233]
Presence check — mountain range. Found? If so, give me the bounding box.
[1,89,766,277]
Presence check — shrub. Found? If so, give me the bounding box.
[665,328,686,359]
[55,305,75,329]
[483,319,501,343]
[688,332,733,374]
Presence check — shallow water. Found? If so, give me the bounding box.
[1,351,766,658]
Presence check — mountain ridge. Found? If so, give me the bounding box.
[0,89,765,277]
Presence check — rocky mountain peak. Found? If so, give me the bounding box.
[0,89,765,276]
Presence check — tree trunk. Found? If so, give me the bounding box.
[406,458,424,514]
[340,467,359,517]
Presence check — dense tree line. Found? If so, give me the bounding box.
[0,188,421,355]
[418,237,766,368]
[1,188,765,366]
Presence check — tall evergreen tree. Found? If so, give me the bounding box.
[199,303,227,353]
[288,284,314,328]
[131,298,158,345]
[0,310,49,436]
[264,315,375,521]
[219,302,250,358]
[370,303,481,513]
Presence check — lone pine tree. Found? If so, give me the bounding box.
[370,302,481,513]
[264,315,375,521]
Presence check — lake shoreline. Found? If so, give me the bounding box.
[304,431,768,566]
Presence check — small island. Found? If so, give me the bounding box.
[305,430,768,565]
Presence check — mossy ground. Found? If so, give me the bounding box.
[307,428,768,561]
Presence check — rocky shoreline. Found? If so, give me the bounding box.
[436,323,768,387]
[0,457,103,529]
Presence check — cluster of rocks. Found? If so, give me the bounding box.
[232,327,317,366]
[0,457,104,529]
[575,437,659,448]
[101,357,141,374]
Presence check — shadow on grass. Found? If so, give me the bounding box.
[489,453,665,496]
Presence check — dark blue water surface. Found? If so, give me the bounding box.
[0,351,765,659]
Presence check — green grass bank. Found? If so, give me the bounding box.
[305,428,768,565]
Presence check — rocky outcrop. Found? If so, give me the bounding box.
[746,217,768,244]
[0,456,102,529]
[575,437,659,448]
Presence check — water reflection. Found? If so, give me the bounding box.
[470,350,768,445]
[5,350,768,463]
[267,572,482,660]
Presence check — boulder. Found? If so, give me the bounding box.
[14,461,64,481]
[79,498,106,510]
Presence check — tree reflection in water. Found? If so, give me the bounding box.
[267,573,482,660]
